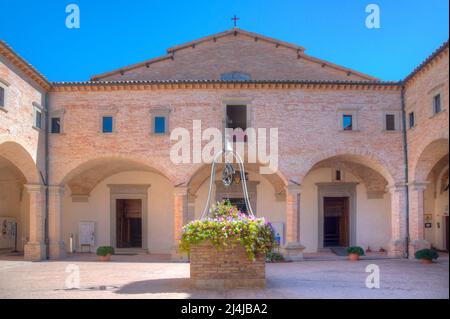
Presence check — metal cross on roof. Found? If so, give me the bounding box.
[231,15,240,28]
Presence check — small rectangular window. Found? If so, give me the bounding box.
[343,114,353,131]
[335,170,342,181]
[154,116,166,134]
[433,94,441,114]
[409,112,415,129]
[385,114,396,131]
[0,86,5,108]
[226,105,247,130]
[35,109,42,129]
[51,117,61,134]
[102,116,113,133]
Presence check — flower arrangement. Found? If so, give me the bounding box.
[179,200,277,260]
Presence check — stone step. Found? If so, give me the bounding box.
[114,248,149,255]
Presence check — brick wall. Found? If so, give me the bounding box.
[190,241,265,288]
[48,85,405,188]
[0,55,47,183]
[95,33,372,82]
[405,46,449,182]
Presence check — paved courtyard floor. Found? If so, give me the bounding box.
[0,254,448,299]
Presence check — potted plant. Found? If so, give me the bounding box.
[415,248,439,264]
[96,246,114,262]
[346,246,365,261]
[180,200,276,288]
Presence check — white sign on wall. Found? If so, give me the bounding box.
[0,217,16,250]
[79,221,95,252]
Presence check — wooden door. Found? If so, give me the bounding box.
[116,199,142,248]
[324,197,349,247]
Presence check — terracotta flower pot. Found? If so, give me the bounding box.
[99,254,111,262]
[348,253,360,261]
[421,258,433,264]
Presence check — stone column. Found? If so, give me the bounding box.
[282,184,305,261]
[171,186,188,261]
[24,184,46,261]
[409,182,431,256]
[48,185,66,260]
[187,192,197,223]
[388,184,408,257]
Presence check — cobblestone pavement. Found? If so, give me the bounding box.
[0,254,447,299]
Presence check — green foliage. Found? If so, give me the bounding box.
[180,200,277,261]
[415,248,439,260]
[346,246,365,256]
[96,246,115,256]
[266,251,284,263]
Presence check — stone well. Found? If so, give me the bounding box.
[190,241,265,289]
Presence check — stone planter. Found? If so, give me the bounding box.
[190,241,265,289]
[348,253,360,261]
[420,258,433,265]
[98,254,111,262]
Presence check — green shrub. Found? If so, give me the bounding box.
[266,251,284,263]
[346,246,365,256]
[415,249,439,260]
[96,246,115,256]
[180,200,277,261]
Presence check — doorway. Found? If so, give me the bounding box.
[323,197,349,247]
[116,199,142,248]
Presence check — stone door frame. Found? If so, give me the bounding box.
[316,182,358,249]
[107,184,151,250]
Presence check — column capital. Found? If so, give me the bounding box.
[285,184,302,195]
[408,181,430,191]
[48,185,66,196]
[174,185,189,196]
[24,184,45,193]
[387,183,407,193]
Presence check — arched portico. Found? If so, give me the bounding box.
[298,152,405,257]
[54,156,175,258]
[0,141,45,261]
[409,138,449,255]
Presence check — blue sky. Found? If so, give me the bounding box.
[0,0,448,82]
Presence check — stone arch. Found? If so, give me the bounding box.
[299,149,397,186]
[58,155,175,197]
[0,140,41,184]
[412,138,449,183]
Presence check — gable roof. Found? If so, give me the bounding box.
[403,40,449,84]
[0,40,51,90]
[90,28,378,82]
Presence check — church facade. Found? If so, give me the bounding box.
[0,29,448,261]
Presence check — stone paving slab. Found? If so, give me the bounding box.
[0,255,447,299]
